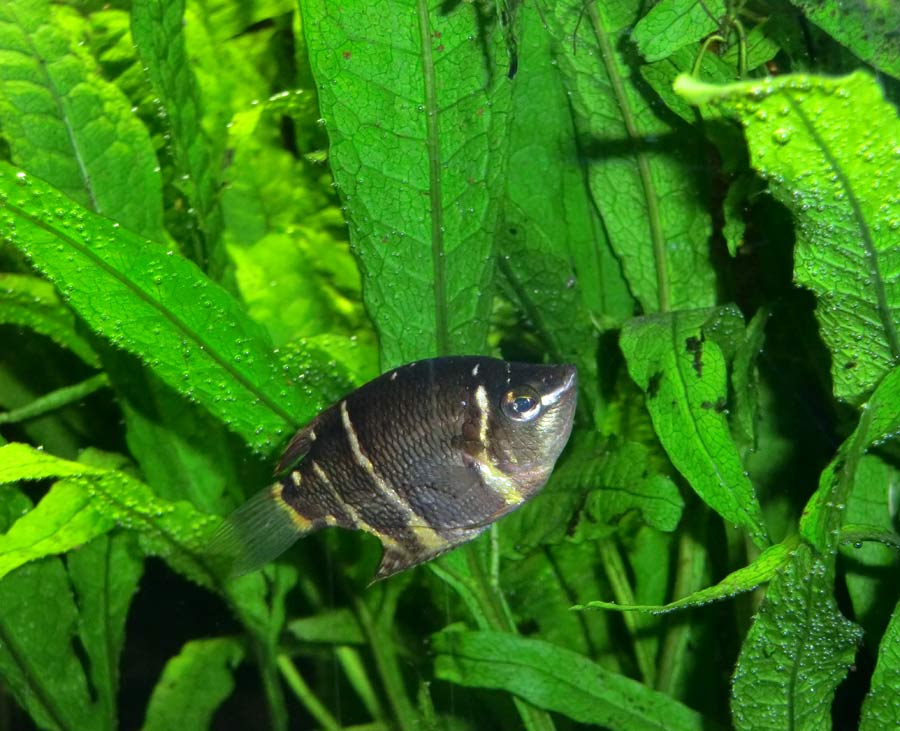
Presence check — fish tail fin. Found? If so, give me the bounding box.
[207,484,317,577]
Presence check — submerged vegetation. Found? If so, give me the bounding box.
[0,0,899,729]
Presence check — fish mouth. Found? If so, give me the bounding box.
[541,364,578,407]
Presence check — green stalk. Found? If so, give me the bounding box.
[0,373,108,424]
[354,597,419,731]
[654,526,707,695]
[597,539,656,686]
[278,655,340,731]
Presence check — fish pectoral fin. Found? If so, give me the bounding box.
[275,424,316,474]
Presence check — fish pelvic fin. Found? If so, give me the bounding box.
[207,484,318,577]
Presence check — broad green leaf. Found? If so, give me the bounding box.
[860,598,900,730]
[0,164,314,452]
[0,443,217,585]
[299,0,510,366]
[131,0,226,273]
[68,533,144,731]
[544,0,716,313]
[432,629,715,731]
[576,535,799,613]
[676,72,900,404]
[620,307,768,547]
[0,0,165,243]
[801,365,900,555]
[0,491,102,731]
[0,273,98,366]
[571,441,683,538]
[731,544,861,731]
[141,638,244,731]
[499,3,632,421]
[789,0,900,80]
[632,0,725,63]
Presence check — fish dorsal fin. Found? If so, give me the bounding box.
[276,424,316,474]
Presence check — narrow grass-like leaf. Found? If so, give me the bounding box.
[789,0,900,80]
[0,0,164,242]
[0,273,98,366]
[433,629,715,731]
[0,443,217,585]
[544,0,716,313]
[141,638,243,731]
[287,609,364,645]
[0,491,101,731]
[840,455,900,637]
[676,72,900,404]
[801,365,900,555]
[620,307,768,547]
[731,544,861,731]
[577,535,799,613]
[131,0,225,271]
[299,0,510,365]
[0,164,311,452]
[68,533,144,731]
[632,0,726,63]
[860,598,900,730]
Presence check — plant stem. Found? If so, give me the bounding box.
[597,539,657,686]
[278,655,341,731]
[353,596,419,731]
[655,525,707,695]
[335,646,387,724]
[0,373,108,424]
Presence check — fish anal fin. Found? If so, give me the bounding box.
[276,424,316,474]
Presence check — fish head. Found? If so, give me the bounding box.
[479,361,577,496]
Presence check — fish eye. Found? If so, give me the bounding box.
[501,387,542,422]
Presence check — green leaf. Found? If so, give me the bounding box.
[632,0,725,63]
[0,443,218,585]
[731,544,861,731]
[576,535,799,613]
[860,598,900,731]
[498,3,632,420]
[131,0,226,271]
[801,364,900,555]
[789,0,900,80]
[0,273,98,366]
[676,71,900,404]
[432,629,716,731]
[0,491,101,731]
[544,0,716,313]
[140,638,244,731]
[299,0,510,365]
[67,533,144,731]
[287,608,364,645]
[620,307,768,548]
[0,164,314,452]
[0,0,165,243]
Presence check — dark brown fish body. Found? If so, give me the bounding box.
[211,356,577,580]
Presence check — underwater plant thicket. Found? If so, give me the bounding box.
[1,0,899,729]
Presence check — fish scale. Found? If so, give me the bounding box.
[208,356,577,581]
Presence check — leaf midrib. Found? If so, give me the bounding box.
[789,97,900,363]
[587,4,671,313]
[2,197,300,434]
[7,4,99,213]
[416,0,448,355]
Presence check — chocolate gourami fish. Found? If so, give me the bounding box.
[209,356,577,580]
